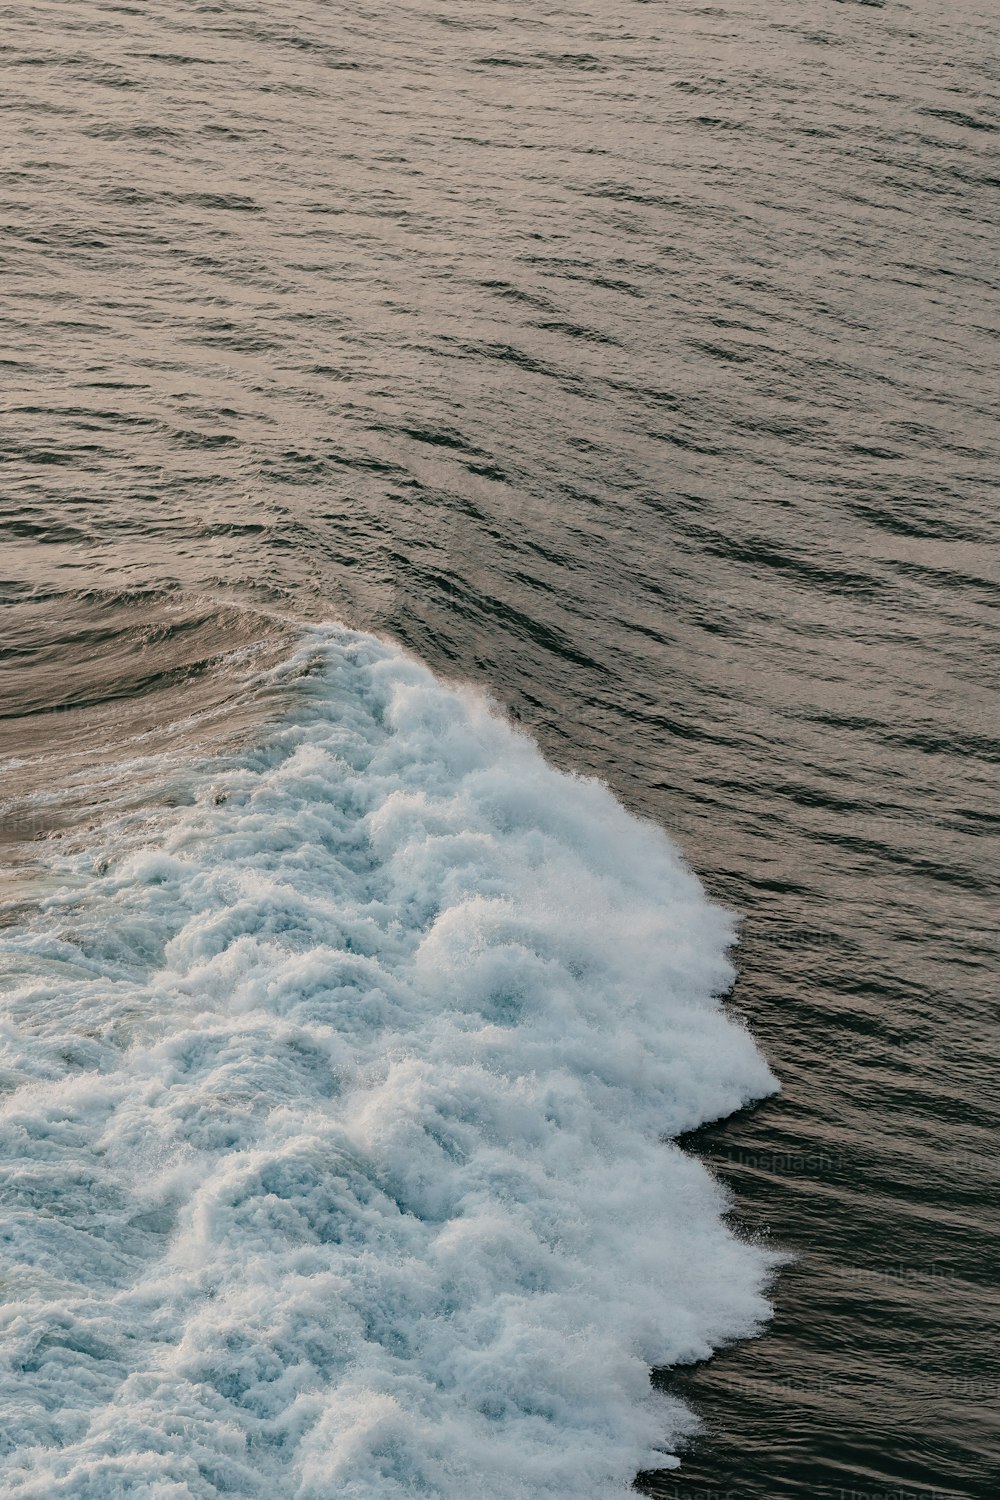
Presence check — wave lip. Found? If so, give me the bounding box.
[0,625,779,1498]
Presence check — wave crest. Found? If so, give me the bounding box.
[0,625,778,1497]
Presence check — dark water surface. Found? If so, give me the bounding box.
[2,0,999,1495]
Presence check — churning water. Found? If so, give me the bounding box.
[1,1,998,1496]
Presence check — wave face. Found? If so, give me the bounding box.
[0,626,777,1498]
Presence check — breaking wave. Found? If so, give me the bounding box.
[0,625,778,1498]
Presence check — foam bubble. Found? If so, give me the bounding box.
[0,625,779,1497]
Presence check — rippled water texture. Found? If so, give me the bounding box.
[2,0,999,1496]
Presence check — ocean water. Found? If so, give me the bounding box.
[1,0,998,1497]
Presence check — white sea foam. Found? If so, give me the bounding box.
[0,625,779,1498]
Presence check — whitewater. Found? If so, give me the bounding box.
[0,625,778,1498]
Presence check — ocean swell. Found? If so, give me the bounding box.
[0,625,778,1498]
